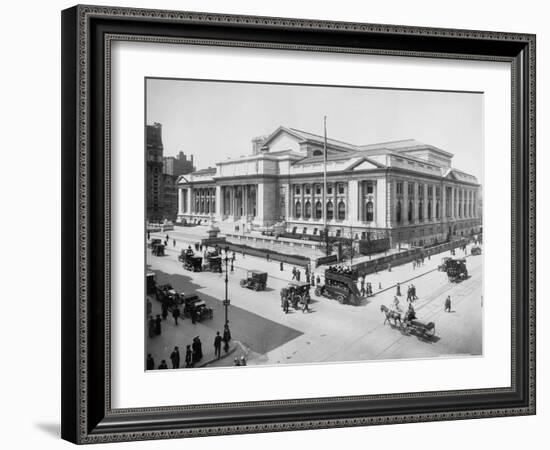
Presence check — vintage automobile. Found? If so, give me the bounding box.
[446,258,468,282]
[178,247,194,262]
[181,251,203,272]
[147,238,162,249]
[438,256,452,272]
[314,270,362,306]
[155,283,183,309]
[182,295,213,321]
[151,243,165,256]
[202,253,222,273]
[471,245,482,256]
[146,271,156,294]
[240,270,268,291]
[280,281,311,309]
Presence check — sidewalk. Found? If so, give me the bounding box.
[146,294,237,370]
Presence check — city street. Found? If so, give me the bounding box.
[147,226,483,368]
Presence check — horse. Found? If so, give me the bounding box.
[380,304,402,327]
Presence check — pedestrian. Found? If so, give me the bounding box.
[266,253,270,262]
[396,282,401,296]
[412,284,417,300]
[412,260,416,270]
[283,296,289,314]
[374,263,378,274]
[280,261,284,271]
[445,295,452,312]
[172,305,180,325]
[306,273,311,284]
[291,267,297,280]
[148,315,155,338]
[367,282,372,296]
[165,233,169,242]
[296,270,301,281]
[302,293,310,313]
[158,360,168,370]
[316,274,321,285]
[214,331,222,359]
[154,314,162,336]
[185,345,193,368]
[146,353,155,370]
[311,275,315,287]
[161,302,168,320]
[232,251,236,262]
[147,230,150,240]
[192,337,202,363]
[240,356,247,366]
[173,239,176,247]
[147,299,152,316]
[223,324,231,352]
[242,249,245,258]
[406,285,412,302]
[379,282,382,290]
[388,262,392,272]
[230,260,234,272]
[170,346,180,369]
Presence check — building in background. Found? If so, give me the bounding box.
[163,151,195,177]
[147,123,195,222]
[176,126,482,247]
[146,122,164,222]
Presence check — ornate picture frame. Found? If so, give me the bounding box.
[61,5,535,444]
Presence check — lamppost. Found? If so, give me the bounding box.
[222,246,231,345]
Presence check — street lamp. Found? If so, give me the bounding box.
[222,246,231,345]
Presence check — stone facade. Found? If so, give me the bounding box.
[176,126,482,247]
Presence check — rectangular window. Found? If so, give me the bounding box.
[315,185,321,195]
[295,185,301,195]
[367,183,374,194]
[396,182,403,195]
[305,185,311,194]
[338,183,345,194]
[327,184,333,195]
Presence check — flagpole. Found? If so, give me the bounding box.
[323,116,329,256]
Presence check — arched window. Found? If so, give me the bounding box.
[337,201,346,220]
[428,201,432,219]
[315,201,322,219]
[295,201,301,218]
[396,201,402,223]
[408,201,413,222]
[305,201,312,219]
[366,201,374,222]
[326,201,334,220]
[418,201,423,220]
[312,149,323,156]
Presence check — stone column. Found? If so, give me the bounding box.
[422,183,433,222]
[450,187,455,220]
[177,188,184,216]
[215,185,222,219]
[441,185,446,220]
[348,179,360,223]
[403,181,409,225]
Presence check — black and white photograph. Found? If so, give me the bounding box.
[144,78,484,370]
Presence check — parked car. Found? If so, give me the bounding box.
[182,295,213,321]
[471,245,482,255]
[240,270,268,291]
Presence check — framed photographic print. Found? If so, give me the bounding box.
[61,5,536,444]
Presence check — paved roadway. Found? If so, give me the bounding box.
[148,228,483,367]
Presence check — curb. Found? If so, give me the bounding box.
[197,341,239,367]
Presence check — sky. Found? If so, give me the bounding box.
[146,78,484,183]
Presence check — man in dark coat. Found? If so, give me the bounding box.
[148,315,155,338]
[161,302,168,320]
[185,345,193,368]
[396,282,402,296]
[172,306,180,325]
[223,324,231,353]
[214,331,222,359]
[280,261,284,271]
[154,314,162,335]
[146,354,155,370]
[195,337,203,361]
[170,346,180,369]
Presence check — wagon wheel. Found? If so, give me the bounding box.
[426,325,436,337]
[336,294,345,304]
[239,279,246,287]
[314,287,322,297]
[253,284,259,291]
